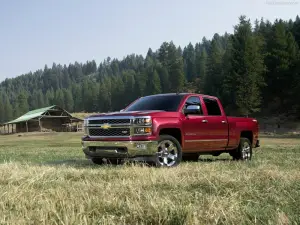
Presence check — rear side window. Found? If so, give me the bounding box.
[203,98,221,116]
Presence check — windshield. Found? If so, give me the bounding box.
[124,95,185,112]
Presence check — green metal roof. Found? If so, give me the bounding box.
[4,105,70,124]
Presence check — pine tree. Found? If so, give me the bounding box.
[72,84,83,112]
[16,91,29,116]
[98,82,111,112]
[145,68,161,95]
[204,37,224,96]
[183,43,196,82]
[62,68,71,88]
[3,94,13,122]
[54,89,65,108]
[159,41,184,92]
[111,76,125,110]
[123,70,136,105]
[292,15,300,47]
[89,83,100,112]
[0,94,4,123]
[264,20,300,114]
[156,64,169,93]
[224,16,266,116]
[37,90,45,108]
[63,89,74,112]
[198,48,207,91]
[46,88,55,105]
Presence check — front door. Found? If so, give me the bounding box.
[182,96,212,152]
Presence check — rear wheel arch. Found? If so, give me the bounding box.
[240,130,253,144]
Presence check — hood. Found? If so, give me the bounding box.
[86,110,165,119]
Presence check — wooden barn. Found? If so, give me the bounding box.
[0,105,83,134]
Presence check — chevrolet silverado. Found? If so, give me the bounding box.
[81,93,260,167]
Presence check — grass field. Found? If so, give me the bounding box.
[0,133,299,225]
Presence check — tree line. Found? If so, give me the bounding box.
[0,15,300,123]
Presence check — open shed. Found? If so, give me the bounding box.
[1,105,83,134]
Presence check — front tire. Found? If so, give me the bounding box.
[231,137,252,161]
[154,135,182,167]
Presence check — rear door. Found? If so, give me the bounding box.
[201,97,228,150]
[181,96,212,152]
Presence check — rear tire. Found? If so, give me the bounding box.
[231,137,252,161]
[154,135,182,167]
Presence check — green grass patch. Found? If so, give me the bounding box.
[0,133,300,224]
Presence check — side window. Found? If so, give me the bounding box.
[184,96,202,115]
[203,98,221,116]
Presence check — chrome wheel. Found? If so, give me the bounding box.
[157,140,178,166]
[241,141,251,160]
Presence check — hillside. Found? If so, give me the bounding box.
[1,15,300,124]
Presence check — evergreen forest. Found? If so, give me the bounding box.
[1,15,300,123]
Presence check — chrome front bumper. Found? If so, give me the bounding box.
[82,140,158,159]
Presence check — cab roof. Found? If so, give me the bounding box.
[141,93,218,99]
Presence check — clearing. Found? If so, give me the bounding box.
[0,133,299,224]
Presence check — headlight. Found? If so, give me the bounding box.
[133,116,152,135]
[134,117,152,125]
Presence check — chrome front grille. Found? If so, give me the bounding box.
[87,116,133,138]
[89,128,130,137]
[88,119,131,125]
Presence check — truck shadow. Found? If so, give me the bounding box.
[42,159,96,168]
[42,157,233,169]
[197,158,232,163]
[42,159,150,168]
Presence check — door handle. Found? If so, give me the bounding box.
[221,120,227,124]
[202,119,208,123]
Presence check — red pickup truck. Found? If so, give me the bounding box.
[81,93,260,167]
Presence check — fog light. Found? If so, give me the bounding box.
[144,127,151,133]
[134,127,152,135]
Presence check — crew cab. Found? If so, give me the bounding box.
[81,93,260,167]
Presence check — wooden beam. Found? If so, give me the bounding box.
[40,116,70,118]
[46,109,61,112]
[39,118,42,132]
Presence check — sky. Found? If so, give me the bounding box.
[0,0,299,81]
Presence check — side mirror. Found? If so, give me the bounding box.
[183,105,201,115]
[120,109,124,112]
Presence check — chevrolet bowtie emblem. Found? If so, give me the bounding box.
[101,124,111,129]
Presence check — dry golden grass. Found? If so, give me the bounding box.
[0,133,300,224]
